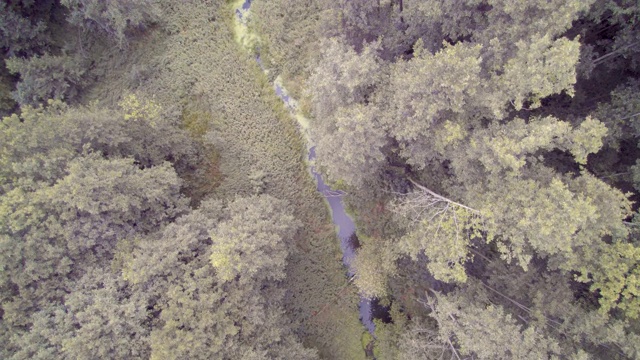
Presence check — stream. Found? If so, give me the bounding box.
[234,0,376,334]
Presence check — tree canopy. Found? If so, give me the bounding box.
[4,0,640,359]
[252,0,640,358]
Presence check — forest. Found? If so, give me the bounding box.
[1,0,640,359]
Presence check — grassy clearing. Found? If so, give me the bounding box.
[82,0,365,358]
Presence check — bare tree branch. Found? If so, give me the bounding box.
[408,177,480,214]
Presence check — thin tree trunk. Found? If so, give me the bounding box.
[593,40,640,65]
[408,178,480,214]
[619,111,640,122]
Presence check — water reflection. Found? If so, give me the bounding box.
[309,147,374,332]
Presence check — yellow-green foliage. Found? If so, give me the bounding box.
[81,0,366,358]
[586,242,640,319]
[209,243,238,282]
[231,0,260,50]
[111,237,136,274]
[119,93,161,124]
[361,330,373,346]
[181,107,213,140]
[353,240,398,298]
[398,204,478,283]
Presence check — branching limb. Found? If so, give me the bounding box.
[323,189,347,197]
[408,177,481,214]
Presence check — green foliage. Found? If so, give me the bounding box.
[8,0,636,357]
[181,106,214,140]
[0,92,318,359]
[0,91,200,358]
[7,269,150,359]
[388,41,483,139]
[315,104,388,187]
[0,65,16,113]
[303,0,594,187]
[5,54,87,106]
[395,320,450,360]
[248,166,268,194]
[470,117,572,174]
[250,0,324,94]
[481,0,592,40]
[0,0,56,57]
[386,114,614,277]
[428,290,567,359]
[360,330,373,351]
[569,117,609,164]
[584,0,640,73]
[498,35,581,110]
[0,99,198,186]
[0,150,188,286]
[579,242,640,319]
[453,116,607,185]
[210,195,301,282]
[0,158,187,359]
[308,38,388,186]
[308,37,383,121]
[61,0,161,48]
[477,176,599,267]
[52,153,188,248]
[270,0,640,356]
[122,196,317,360]
[371,302,417,360]
[353,240,398,298]
[393,196,479,283]
[0,1,366,359]
[593,79,640,147]
[56,269,151,360]
[119,93,161,122]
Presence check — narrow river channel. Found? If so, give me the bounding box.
[234,0,376,335]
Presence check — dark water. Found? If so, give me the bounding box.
[370,298,392,323]
[236,0,252,19]
[274,84,295,112]
[308,147,375,333]
[307,148,356,269]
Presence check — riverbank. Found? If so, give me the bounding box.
[231,1,369,358]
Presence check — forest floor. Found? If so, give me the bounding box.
[82,1,367,358]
